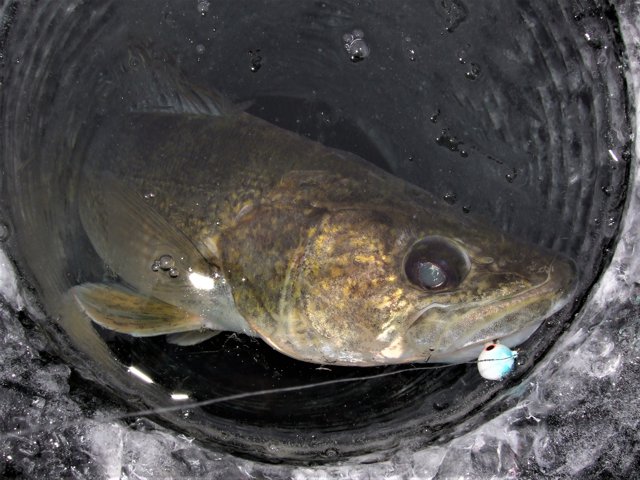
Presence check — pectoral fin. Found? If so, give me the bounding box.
[78,175,255,336]
[71,283,207,336]
[78,174,219,306]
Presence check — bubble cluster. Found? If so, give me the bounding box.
[437,0,468,33]
[151,254,179,278]
[436,129,468,157]
[342,29,370,63]
[196,0,209,16]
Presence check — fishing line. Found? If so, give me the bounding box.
[120,355,517,417]
[0,355,517,442]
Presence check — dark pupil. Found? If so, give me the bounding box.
[418,261,446,288]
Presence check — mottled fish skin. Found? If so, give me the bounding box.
[80,110,576,366]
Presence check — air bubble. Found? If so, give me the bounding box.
[597,50,609,66]
[433,401,449,411]
[323,448,338,458]
[408,49,416,61]
[462,205,471,214]
[430,109,440,123]
[437,0,468,32]
[465,63,481,80]
[505,169,518,183]
[443,192,457,205]
[584,31,603,49]
[435,129,466,157]
[248,49,262,72]
[158,255,175,270]
[169,268,180,278]
[456,45,470,64]
[197,0,209,15]
[343,30,370,63]
[0,222,9,241]
[348,40,369,62]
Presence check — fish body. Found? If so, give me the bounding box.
[71,104,576,367]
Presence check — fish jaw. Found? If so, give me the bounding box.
[408,255,577,363]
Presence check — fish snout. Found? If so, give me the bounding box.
[405,253,578,364]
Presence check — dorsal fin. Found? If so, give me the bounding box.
[99,43,250,118]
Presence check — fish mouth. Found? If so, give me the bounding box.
[412,255,577,364]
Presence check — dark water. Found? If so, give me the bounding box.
[0,0,629,464]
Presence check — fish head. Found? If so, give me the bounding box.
[267,203,577,366]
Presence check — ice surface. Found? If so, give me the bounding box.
[1,3,640,480]
[0,249,24,311]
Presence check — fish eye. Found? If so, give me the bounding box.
[404,236,470,291]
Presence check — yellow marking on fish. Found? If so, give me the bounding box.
[378,297,393,310]
[379,315,399,334]
[354,254,376,264]
[329,266,343,278]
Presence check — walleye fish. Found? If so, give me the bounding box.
[68,72,576,368]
